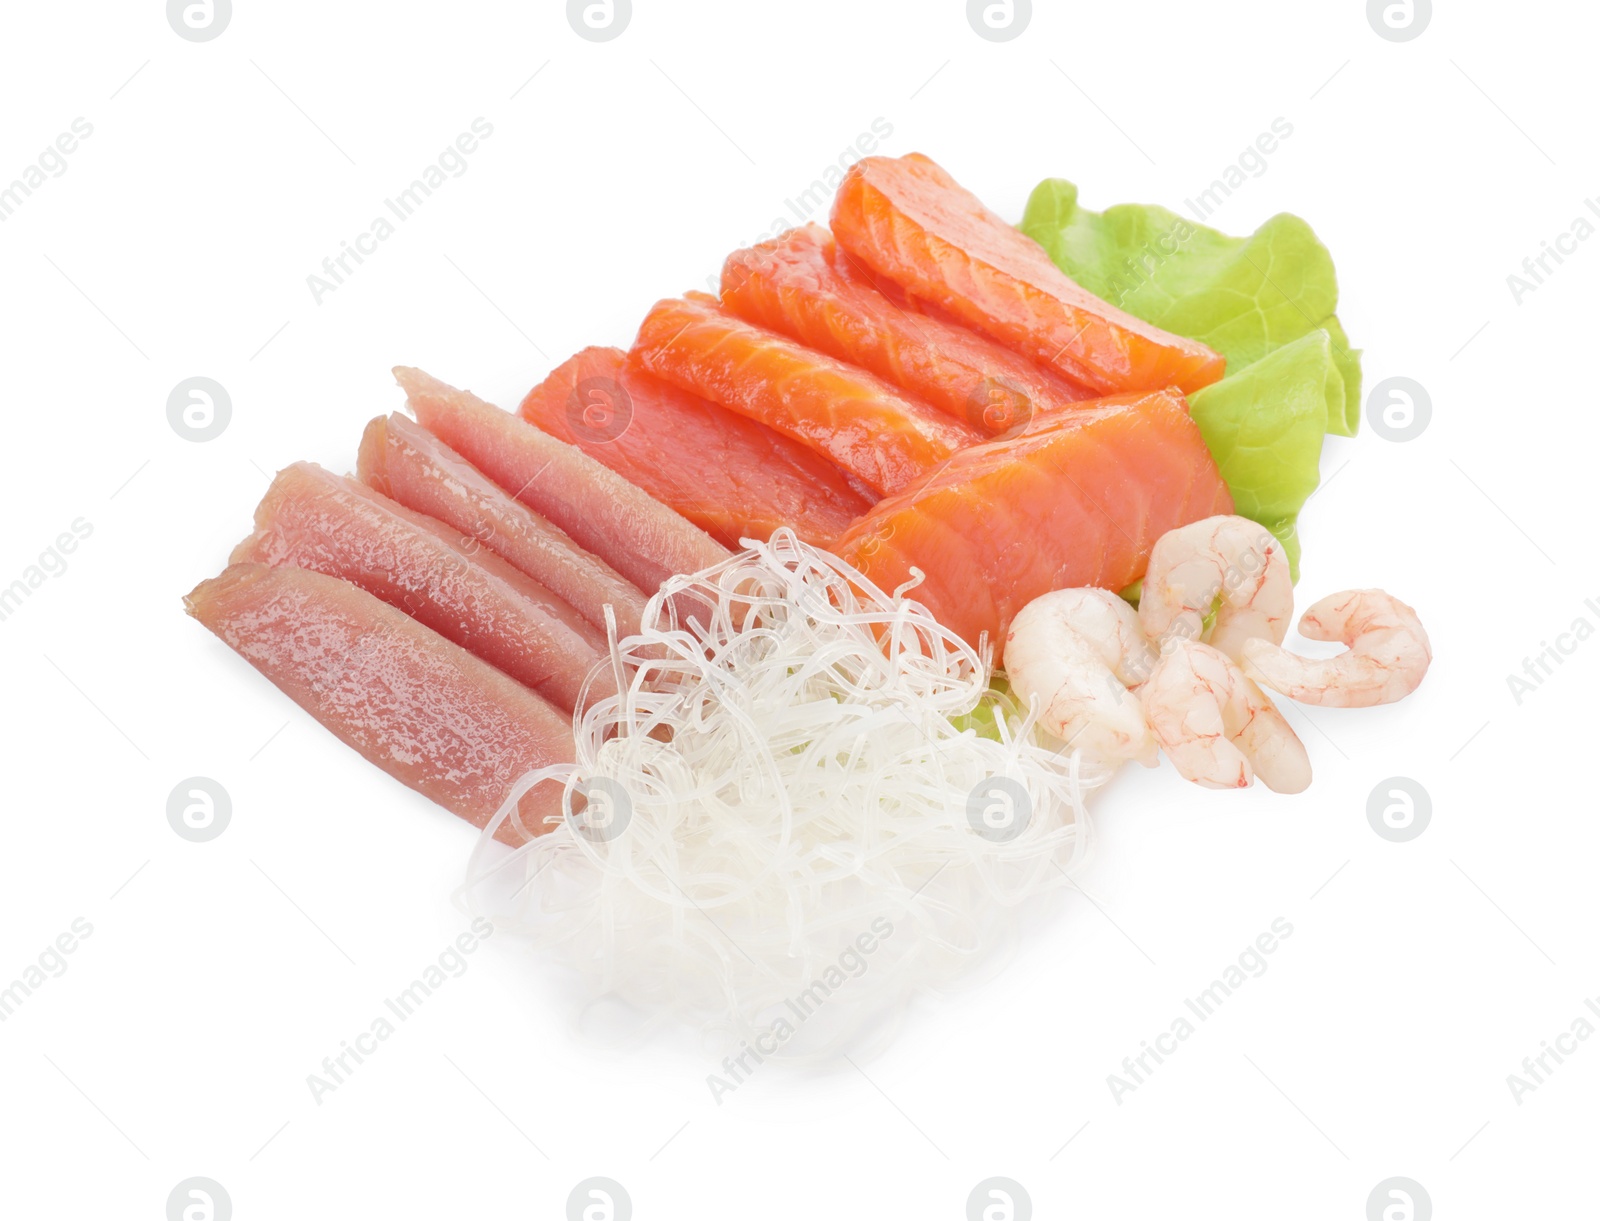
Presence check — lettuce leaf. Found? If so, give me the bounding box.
[1187,331,1344,579]
[1019,179,1361,436]
[1019,178,1363,579]
[951,675,1011,741]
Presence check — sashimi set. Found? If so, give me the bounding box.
[188,154,1432,1046]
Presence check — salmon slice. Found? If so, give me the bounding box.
[396,367,730,593]
[833,389,1234,665]
[518,346,874,549]
[721,223,1096,434]
[232,462,609,714]
[830,154,1226,396]
[357,412,649,638]
[185,563,572,844]
[632,293,983,497]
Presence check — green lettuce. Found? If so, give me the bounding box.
[951,676,1010,741]
[1187,330,1343,578]
[1019,179,1360,434]
[1019,178,1362,577]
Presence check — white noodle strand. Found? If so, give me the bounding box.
[462,530,1107,1057]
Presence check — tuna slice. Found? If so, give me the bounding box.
[830,153,1226,397]
[396,366,730,593]
[357,412,649,638]
[518,346,874,549]
[721,223,1096,434]
[185,563,573,844]
[632,293,983,497]
[232,462,609,714]
[832,389,1235,666]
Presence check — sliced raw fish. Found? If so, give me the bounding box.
[831,154,1226,396]
[233,462,608,714]
[397,366,729,593]
[721,223,1096,434]
[185,563,573,844]
[631,293,982,496]
[833,389,1234,665]
[357,411,649,638]
[518,346,873,548]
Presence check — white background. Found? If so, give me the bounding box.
[1,1,1593,1217]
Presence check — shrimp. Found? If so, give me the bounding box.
[1140,640,1310,793]
[1003,588,1160,766]
[1240,589,1431,708]
[1138,515,1293,663]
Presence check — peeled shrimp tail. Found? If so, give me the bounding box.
[1138,515,1293,662]
[1240,589,1431,709]
[1003,588,1159,767]
[1140,640,1310,794]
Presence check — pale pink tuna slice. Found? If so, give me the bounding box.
[357,412,650,638]
[232,462,610,714]
[184,563,572,844]
[395,367,730,593]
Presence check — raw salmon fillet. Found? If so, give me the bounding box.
[233,462,609,714]
[831,154,1226,396]
[357,412,649,638]
[518,346,873,549]
[397,367,730,593]
[721,224,1096,434]
[185,563,572,844]
[833,389,1234,665]
[632,293,982,497]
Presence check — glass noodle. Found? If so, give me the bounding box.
[463,530,1107,1058]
